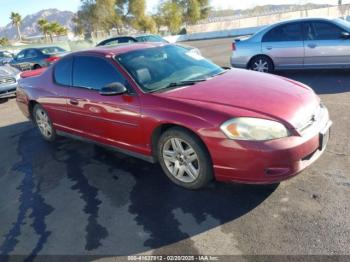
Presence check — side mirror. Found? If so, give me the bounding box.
[341,32,350,39]
[99,82,127,96]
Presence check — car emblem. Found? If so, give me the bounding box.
[311,114,317,122]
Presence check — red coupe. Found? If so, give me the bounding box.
[16,43,332,189]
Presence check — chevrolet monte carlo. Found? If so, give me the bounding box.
[16,43,332,189]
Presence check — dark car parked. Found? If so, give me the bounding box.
[96,34,168,46]
[97,34,202,55]
[10,46,67,71]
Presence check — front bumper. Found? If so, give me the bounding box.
[0,82,17,98]
[205,109,332,184]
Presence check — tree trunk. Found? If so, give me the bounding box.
[16,25,22,41]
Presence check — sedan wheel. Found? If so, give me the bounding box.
[158,127,213,189]
[250,56,274,73]
[33,104,56,141]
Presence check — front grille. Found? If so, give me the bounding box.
[0,77,16,85]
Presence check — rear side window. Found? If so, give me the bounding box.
[263,23,303,42]
[306,22,344,40]
[72,56,126,90]
[54,57,73,86]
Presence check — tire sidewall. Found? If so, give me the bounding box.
[158,127,213,190]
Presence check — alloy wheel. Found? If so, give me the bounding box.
[35,108,53,139]
[162,137,200,183]
[252,59,269,72]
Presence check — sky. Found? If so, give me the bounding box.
[1,0,350,27]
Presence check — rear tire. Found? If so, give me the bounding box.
[158,127,213,190]
[249,56,274,73]
[33,104,56,142]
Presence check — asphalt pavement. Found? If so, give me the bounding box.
[0,37,349,260]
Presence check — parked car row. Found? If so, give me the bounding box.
[0,34,200,99]
[231,17,350,72]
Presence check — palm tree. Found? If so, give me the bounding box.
[37,18,49,42]
[47,22,67,42]
[10,12,22,41]
[0,37,10,47]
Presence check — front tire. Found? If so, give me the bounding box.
[158,127,213,190]
[33,104,56,142]
[249,56,274,73]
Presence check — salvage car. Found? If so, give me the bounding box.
[0,64,20,98]
[10,46,67,71]
[231,17,350,72]
[16,43,332,189]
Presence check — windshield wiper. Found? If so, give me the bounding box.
[150,79,207,93]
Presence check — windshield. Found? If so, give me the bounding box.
[334,18,350,30]
[116,45,224,92]
[40,46,66,54]
[135,35,168,43]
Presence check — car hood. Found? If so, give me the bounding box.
[156,69,320,129]
[0,65,19,77]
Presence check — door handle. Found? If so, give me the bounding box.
[69,99,79,105]
[266,46,273,50]
[307,44,317,49]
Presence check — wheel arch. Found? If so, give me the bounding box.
[150,123,212,164]
[28,100,38,119]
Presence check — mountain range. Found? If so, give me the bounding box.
[0,4,337,40]
[0,9,75,40]
[209,4,332,19]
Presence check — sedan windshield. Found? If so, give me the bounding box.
[115,45,224,92]
[334,18,350,30]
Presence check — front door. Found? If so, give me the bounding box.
[66,54,143,151]
[304,21,350,68]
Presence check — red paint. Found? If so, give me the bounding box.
[16,44,330,184]
[20,68,47,78]
[45,56,60,63]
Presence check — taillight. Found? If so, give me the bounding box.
[232,42,236,51]
[46,56,60,63]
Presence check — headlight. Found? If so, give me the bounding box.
[220,117,290,141]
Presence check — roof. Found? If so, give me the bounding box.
[77,42,166,56]
[269,17,335,26]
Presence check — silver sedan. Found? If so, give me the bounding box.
[0,64,20,98]
[230,17,350,73]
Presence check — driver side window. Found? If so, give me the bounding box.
[16,50,25,60]
[306,22,344,40]
[72,56,128,91]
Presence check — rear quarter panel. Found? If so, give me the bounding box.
[231,41,262,68]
